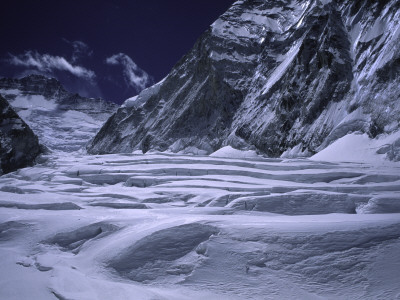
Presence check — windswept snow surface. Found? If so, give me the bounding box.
[0,152,400,299]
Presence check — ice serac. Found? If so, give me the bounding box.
[87,0,400,157]
[0,95,41,174]
[0,75,118,152]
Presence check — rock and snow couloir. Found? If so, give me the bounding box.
[87,0,400,160]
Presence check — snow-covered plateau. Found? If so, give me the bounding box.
[1,144,399,299]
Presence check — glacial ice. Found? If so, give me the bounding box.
[0,150,399,299]
[108,223,218,282]
[45,222,119,253]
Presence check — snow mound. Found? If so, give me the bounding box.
[89,202,148,209]
[0,202,81,210]
[312,131,400,163]
[45,222,119,253]
[358,195,400,214]
[210,146,260,159]
[109,223,218,282]
[229,191,366,215]
[0,221,30,241]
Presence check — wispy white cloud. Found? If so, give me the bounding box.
[62,39,93,62]
[105,53,152,92]
[7,50,95,80]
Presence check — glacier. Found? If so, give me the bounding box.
[0,150,400,299]
[1,0,400,299]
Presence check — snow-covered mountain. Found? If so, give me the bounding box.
[88,0,400,159]
[0,95,41,174]
[1,2,400,299]
[0,75,118,152]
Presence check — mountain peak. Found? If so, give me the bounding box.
[81,0,399,158]
[0,75,118,152]
[0,74,68,100]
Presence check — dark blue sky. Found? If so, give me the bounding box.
[0,0,234,104]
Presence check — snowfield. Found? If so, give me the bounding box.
[1,151,400,299]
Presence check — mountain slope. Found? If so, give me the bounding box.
[0,95,41,174]
[87,0,400,158]
[0,75,118,152]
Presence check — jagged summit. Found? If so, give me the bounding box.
[0,75,118,152]
[0,74,115,111]
[87,0,400,158]
[0,74,67,100]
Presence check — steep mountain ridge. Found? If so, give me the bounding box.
[0,75,118,152]
[0,95,41,174]
[88,0,400,158]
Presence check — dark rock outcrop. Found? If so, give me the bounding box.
[87,0,400,157]
[0,95,41,174]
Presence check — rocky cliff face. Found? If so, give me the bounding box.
[0,95,41,174]
[0,75,118,152]
[87,0,400,157]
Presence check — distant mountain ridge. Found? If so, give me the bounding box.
[0,74,117,116]
[87,0,400,159]
[0,74,118,152]
[0,75,68,100]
